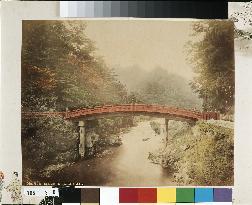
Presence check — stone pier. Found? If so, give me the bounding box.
[78,120,86,158]
[165,118,169,145]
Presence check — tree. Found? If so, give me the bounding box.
[186,21,235,114]
[22,21,130,182]
[22,21,128,111]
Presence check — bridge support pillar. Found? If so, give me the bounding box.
[78,121,86,158]
[165,118,169,145]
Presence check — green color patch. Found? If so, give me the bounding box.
[176,188,194,203]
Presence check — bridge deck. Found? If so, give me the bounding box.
[22,104,220,121]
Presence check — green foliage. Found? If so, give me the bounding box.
[152,121,233,185]
[22,21,128,111]
[22,116,79,170]
[21,21,131,178]
[175,121,233,185]
[186,21,235,114]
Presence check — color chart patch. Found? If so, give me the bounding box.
[60,1,228,19]
[119,188,232,203]
[42,187,100,205]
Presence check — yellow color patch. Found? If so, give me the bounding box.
[157,188,176,203]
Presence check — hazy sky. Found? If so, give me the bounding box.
[85,20,196,80]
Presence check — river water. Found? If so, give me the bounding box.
[53,119,175,186]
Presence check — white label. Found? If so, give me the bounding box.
[23,187,59,197]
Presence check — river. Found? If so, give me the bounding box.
[52,119,175,186]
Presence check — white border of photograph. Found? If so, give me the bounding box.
[1,1,252,204]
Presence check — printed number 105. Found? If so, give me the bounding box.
[27,191,35,195]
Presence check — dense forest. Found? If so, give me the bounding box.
[22,21,129,111]
[21,21,132,181]
[186,20,235,114]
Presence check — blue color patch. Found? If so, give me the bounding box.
[195,188,214,202]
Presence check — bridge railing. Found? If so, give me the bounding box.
[22,104,220,121]
[201,112,220,120]
[64,104,205,120]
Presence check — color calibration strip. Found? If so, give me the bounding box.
[22,187,233,204]
[119,188,232,203]
[60,1,228,19]
[33,187,232,205]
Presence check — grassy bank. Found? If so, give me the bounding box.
[149,120,234,186]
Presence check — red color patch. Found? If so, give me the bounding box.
[119,188,138,203]
[138,188,157,203]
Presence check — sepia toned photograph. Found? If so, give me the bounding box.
[21,20,234,186]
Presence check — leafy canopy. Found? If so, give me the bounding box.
[22,21,128,112]
[186,21,235,114]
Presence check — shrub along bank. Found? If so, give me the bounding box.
[149,120,234,186]
[22,115,136,183]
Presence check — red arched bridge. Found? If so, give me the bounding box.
[22,104,219,121]
[22,104,220,158]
